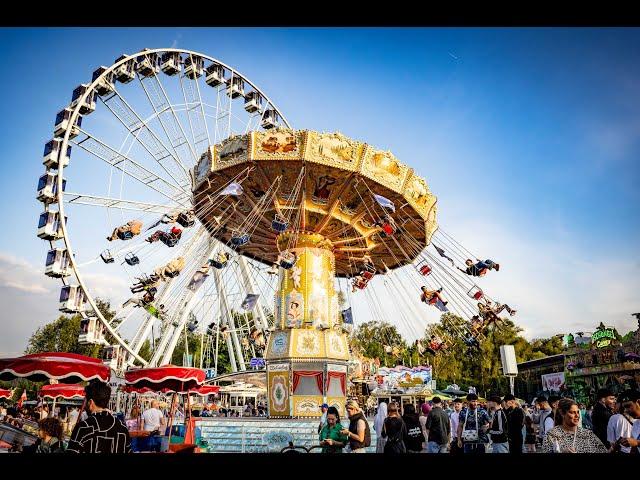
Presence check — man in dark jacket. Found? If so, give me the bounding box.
[504,393,525,454]
[591,387,616,448]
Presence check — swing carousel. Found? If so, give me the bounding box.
[35,47,520,425]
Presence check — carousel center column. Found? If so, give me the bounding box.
[265,232,350,418]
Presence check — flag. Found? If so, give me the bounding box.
[373,194,395,212]
[241,293,260,311]
[17,389,27,408]
[433,244,455,266]
[341,307,353,325]
[219,182,243,196]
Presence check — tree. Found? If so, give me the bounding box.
[350,320,407,367]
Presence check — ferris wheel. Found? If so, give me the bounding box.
[36,48,289,375]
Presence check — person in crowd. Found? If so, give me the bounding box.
[23,417,65,453]
[424,396,450,453]
[548,395,560,422]
[380,402,406,454]
[126,405,142,431]
[457,393,490,454]
[457,258,500,277]
[373,401,388,453]
[524,416,537,453]
[504,393,525,455]
[318,403,329,434]
[448,398,463,454]
[67,380,131,453]
[607,393,635,453]
[542,398,607,453]
[319,406,349,453]
[534,395,554,444]
[402,404,423,453]
[141,399,166,436]
[618,390,640,454]
[418,403,430,452]
[341,400,371,453]
[591,388,616,448]
[487,395,509,453]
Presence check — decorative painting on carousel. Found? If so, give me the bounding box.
[360,146,410,193]
[293,329,324,357]
[285,290,304,329]
[214,134,249,169]
[293,396,323,417]
[327,397,346,417]
[268,331,290,358]
[325,330,349,360]
[251,129,304,160]
[268,370,290,417]
[403,173,437,221]
[305,131,363,171]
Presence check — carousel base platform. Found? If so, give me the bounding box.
[194,417,377,453]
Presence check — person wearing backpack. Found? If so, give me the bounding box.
[401,403,423,453]
[487,395,509,453]
[425,396,451,453]
[341,399,371,453]
[381,402,406,454]
[534,395,554,444]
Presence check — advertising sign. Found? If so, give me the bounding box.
[541,372,565,392]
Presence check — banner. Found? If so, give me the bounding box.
[541,372,565,392]
[241,293,260,311]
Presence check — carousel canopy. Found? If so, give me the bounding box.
[124,365,205,392]
[39,384,85,400]
[0,352,110,383]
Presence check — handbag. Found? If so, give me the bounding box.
[461,409,479,442]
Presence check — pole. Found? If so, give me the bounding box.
[509,376,515,396]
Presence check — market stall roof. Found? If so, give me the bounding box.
[39,384,85,400]
[124,365,205,392]
[0,352,110,383]
[0,388,11,399]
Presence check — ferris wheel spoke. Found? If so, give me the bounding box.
[137,72,200,168]
[64,192,181,215]
[71,129,190,206]
[191,71,213,149]
[178,71,210,156]
[99,90,192,191]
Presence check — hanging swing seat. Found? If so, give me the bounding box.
[161,234,180,247]
[353,278,369,290]
[176,212,195,228]
[417,262,432,276]
[165,270,180,279]
[280,258,295,270]
[124,253,140,266]
[361,269,375,281]
[272,215,288,233]
[100,250,115,264]
[118,230,134,241]
[209,258,227,269]
[231,233,250,246]
[468,285,484,300]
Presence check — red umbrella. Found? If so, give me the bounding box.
[162,384,220,396]
[39,384,85,400]
[125,365,205,450]
[0,352,110,383]
[0,388,11,399]
[124,365,205,392]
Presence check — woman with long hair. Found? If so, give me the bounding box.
[542,398,607,453]
[341,399,371,453]
[381,402,407,454]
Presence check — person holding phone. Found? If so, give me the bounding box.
[319,407,348,453]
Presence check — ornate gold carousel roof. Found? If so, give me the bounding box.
[192,128,437,277]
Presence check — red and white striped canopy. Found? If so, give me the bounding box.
[125,365,205,392]
[39,384,85,400]
[164,384,220,396]
[0,352,110,383]
[0,388,11,399]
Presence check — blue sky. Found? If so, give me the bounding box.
[0,27,638,355]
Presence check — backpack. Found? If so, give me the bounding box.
[383,418,406,454]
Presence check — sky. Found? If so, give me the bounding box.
[0,27,638,356]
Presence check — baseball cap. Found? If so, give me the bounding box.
[320,403,329,409]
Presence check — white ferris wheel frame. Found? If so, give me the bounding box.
[53,48,291,368]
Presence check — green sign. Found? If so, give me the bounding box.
[592,326,616,349]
